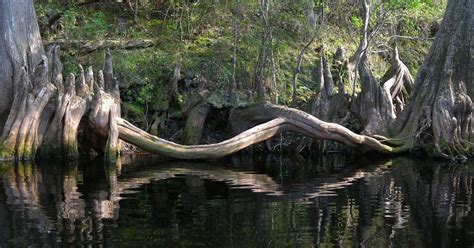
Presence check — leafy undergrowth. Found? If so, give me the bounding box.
[35,1,444,134]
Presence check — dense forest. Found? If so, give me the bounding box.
[0,0,472,162]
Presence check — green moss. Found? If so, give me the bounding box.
[0,140,15,161]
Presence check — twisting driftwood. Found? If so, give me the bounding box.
[117,103,406,160]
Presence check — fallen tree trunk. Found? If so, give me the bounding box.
[0,43,403,162]
[117,102,406,160]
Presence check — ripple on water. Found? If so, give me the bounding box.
[1,157,474,247]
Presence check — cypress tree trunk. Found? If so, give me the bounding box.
[0,0,122,161]
[0,0,44,135]
[391,0,474,157]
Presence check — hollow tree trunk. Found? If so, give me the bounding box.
[182,103,211,145]
[391,0,474,157]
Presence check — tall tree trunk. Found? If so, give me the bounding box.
[229,0,240,105]
[169,58,181,108]
[270,48,278,104]
[0,0,44,135]
[291,37,316,106]
[347,0,371,96]
[254,0,270,102]
[392,0,473,157]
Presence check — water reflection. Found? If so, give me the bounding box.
[0,156,473,247]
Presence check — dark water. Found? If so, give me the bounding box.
[0,155,473,247]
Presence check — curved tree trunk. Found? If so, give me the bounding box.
[117,102,404,160]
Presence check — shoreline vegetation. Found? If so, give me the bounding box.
[1,0,473,162]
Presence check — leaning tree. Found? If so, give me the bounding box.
[0,0,472,161]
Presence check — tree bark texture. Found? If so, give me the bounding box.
[391,0,474,157]
[182,91,211,145]
[0,0,44,135]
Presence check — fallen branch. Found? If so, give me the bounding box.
[116,102,407,160]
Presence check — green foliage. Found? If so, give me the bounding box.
[351,15,364,29]
[34,0,446,125]
[113,49,174,113]
[296,86,315,103]
[207,91,228,108]
[39,3,113,41]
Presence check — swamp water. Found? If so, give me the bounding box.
[0,155,473,247]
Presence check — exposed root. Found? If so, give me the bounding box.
[1,54,56,160]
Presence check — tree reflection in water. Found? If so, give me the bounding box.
[0,155,473,247]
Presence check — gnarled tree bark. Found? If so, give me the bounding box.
[391,0,473,158]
